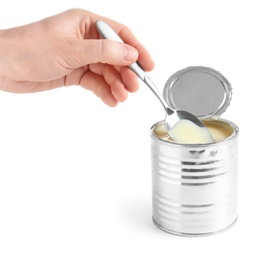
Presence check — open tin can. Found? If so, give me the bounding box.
[150,66,239,236]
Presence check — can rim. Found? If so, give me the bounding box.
[150,118,239,147]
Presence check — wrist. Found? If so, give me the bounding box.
[0,29,7,44]
[0,29,10,90]
[0,29,8,58]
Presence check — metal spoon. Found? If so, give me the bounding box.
[96,20,213,142]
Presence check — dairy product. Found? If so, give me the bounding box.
[169,119,214,144]
[154,119,233,144]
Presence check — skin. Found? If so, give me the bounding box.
[0,8,155,106]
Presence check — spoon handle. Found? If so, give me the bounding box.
[96,20,170,112]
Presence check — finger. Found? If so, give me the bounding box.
[70,39,138,67]
[79,70,118,107]
[102,65,128,103]
[118,66,139,93]
[89,63,139,94]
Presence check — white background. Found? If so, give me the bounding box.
[0,1,276,259]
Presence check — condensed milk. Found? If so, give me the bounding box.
[167,119,214,144]
[155,118,234,143]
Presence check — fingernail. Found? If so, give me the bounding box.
[124,45,138,61]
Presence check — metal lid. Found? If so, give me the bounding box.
[163,66,232,118]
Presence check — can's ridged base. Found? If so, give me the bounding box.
[152,216,238,237]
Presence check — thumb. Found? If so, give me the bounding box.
[74,39,139,66]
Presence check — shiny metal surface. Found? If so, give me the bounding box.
[163,66,232,118]
[150,119,239,236]
[95,20,208,133]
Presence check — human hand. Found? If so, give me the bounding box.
[0,8,154,106]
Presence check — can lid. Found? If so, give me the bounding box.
[163,66,232,118]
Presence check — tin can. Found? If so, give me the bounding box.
[150,66,239,236]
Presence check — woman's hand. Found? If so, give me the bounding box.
[0,8,154,106]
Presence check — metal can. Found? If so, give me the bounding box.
[150,66,239,236]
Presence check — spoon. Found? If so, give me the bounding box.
[96,20,214,143]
